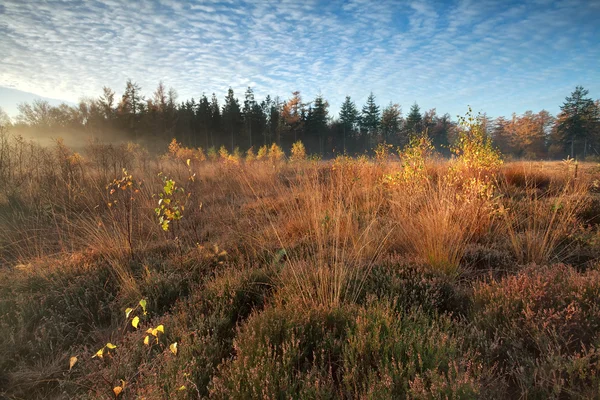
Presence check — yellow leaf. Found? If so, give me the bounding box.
[146,328,154,334]
[177,385,186,391]
[131,316,140,329]
[105,342,117,349]
[169,342,178,355]
[69,356,78,370]
[155,325,164,334]
[144,336,150,346]
[113,386,123,397]
[93,348,104,359]
[125,308,133,319]
[186,158,191,166]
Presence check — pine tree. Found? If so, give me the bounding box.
[555,86,599,158]
[380,103,402,145]
[307,95,329,155]
[98,87,115,120]
[339,95,359,152]
[196,94,211,148]
[281,91,303,145]
[209,93,221,147]
[360,92,380,150]
[243,87,257,148]
[118,79,145,139]
[222,88,242,151]
[406,102,422,136]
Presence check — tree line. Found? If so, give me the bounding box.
[2,81,599,159]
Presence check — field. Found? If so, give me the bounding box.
[1,130,600,399]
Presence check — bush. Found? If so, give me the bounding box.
[210,302,484,399]
[0,255,119,398]
[77,266,276,399]
[473,264,600,398]
[360,258,471,317]
[290,140,306,162]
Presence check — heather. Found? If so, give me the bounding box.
[0,111,599,399]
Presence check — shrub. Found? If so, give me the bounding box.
[290,140,306,162]
[268,143,285,163]
[450,107,502,181]
[362,258,471,316]
[473,264,600,398]
[256,145,268,161]
[245,146,256,162]
[77,266,276,399]
[210,302,485,399]
[0,256,119,398]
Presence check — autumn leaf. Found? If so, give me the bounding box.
[69,356,78,370]
[169,342,178,355]
[93,347,104,359]
[139,299,147,314]
[131,316,140,329]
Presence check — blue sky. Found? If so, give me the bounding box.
[0,0,599,119]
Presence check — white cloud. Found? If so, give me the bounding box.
[0,0,598,118]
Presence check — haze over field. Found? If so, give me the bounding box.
[1,0,599,117]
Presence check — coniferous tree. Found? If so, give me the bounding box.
[554,86,599,158]
[405,102,422,136]
[429,112,453,155]
[360,92,380,150]
[196,94,211,148]
[98,87,115,121]
[281,91,303,146]
[222,88,242,151]
[307,95,329,155]
[118,80,145,139]
[243,87,257,148]
[339,95,359,153]
[380,103,402,145]
[209,93,221,147]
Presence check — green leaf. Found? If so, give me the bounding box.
[139,299,147,313]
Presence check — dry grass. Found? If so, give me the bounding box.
[0,131,599,398]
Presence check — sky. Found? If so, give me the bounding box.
[1,0,599,119]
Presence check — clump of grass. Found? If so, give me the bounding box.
[246,159,392,309]
[388,140,497,276]
[498,176,589,265]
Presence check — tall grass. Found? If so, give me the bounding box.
[242,157,393,308]
[498,167,590,265]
